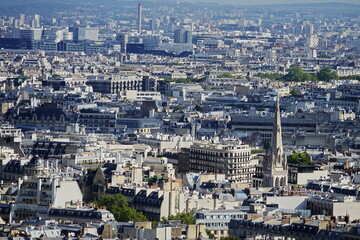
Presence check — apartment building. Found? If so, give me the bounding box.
[188,139,255,184]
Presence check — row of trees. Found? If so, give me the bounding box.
[165,67,347,83]
[255,67,339,82]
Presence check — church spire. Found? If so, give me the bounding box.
[271,96,284,166]
[272,97,282,149]
[262,96,288,188]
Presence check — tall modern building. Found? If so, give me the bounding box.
[262,97,288,188]
[70,27,99,41]
[149,18,160,32]
[116,33,128,53]
[19,14,25,26]
[303,23,314,36]
[174,29,192,44]
[137,3,142,34]
[34,14,40,28]
[20,29,43,40]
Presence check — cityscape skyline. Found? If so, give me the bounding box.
[0,0,359,239]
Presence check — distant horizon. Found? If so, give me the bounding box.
[0,0,359,7]
[1,0,360,4]
[183,0,360,6]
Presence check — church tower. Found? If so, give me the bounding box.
[263,97,288,188]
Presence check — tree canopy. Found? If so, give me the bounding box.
[255,67,340,82]
[146,175,168,187]
[217,72,234,78]
[317,67,338,82]
[287,152,312,166]
[254,72,284,80]
[220,236,242,240]
[206,229,215,239]
[290,89,300,96]
[161,213,195,225]
[95,194,147,222]
[339,75,360,80]
[283,66,316,82]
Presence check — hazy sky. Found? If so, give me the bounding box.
[186,0,360,5]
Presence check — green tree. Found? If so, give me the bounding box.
[251,149,265,154]
[217,72,234,78]
[147,152,155,157]
[52,74,61,78]
[263,141,270,150]
[161,213,195,225]
[126,162,133,168]
[151,221,158,228]
[147,176,159,186]
[339,75,360,80]
[287,151,312,166]
[146,176,168,186]
[290,89,299,96]
[206,229,215,239]
[220,236,242,240]
[254,72,284,80]
[317,67,338,82]
[95,194,147,222]
[283,67,315,82]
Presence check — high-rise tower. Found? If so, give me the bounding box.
[174,29,192,44]
[34,14,40,28]
[137,3,142,34]
[116,33,128,53]
[19,14,25,26]
[262,97,288,188]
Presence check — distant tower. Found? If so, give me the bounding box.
[116,33,128,53]
[34,14,40,28]
[174,29,192,44]
[137,3,142,34]
[262,97,288,188]
[19,14,25,26]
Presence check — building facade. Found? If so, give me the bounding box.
[188,139,255,184]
